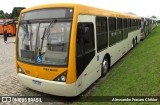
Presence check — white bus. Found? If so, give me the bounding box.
[12,3,141,96]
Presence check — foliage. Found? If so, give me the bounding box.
[150,15,157,18]
[0,10,12,19]
[11,7,25,19]
[0,7,25,19]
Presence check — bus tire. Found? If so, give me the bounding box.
[135,37,137,45]
[101,56,109,77]
[131,39,135,49]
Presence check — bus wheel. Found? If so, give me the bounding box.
[101,57,109,77]
[135,38,137,45]
[131,39,135,49]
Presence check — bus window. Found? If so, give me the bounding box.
[128,19,131,32]
[76,22,95,78]
[96,17,108,52]
[123,18,128,39]
[109,17,116,46]
[131,19,136,30]
[18,20,71,66]
[117,18,123,42]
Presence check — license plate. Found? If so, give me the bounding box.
[32,80,42,85]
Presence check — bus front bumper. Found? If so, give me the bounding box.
[17,73,77,96]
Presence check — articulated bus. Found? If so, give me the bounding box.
[151,18,157,29]
[14,3,141,96]
[140,17,157,40]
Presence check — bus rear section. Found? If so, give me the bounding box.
[4,24,16,36]
[0,19,17,36]
[0,24,3,35]
[0,19,4,35]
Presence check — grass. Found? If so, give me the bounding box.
[75,25,160,105]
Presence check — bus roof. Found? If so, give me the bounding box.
[22,3,141,19]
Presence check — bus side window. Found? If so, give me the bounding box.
[96,16,108,52]
[128,19,131,32]
[117,18,123,42]
[76,22,95,78]
[83,24,94,53]
[109,17,116,46]
[123,18,128,39]
[76,23,94,56]
[76,24,84,56]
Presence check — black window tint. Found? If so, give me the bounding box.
[83,24,94,52]
[76,22,95,78]
[109,17,116,46]
[124,19,127,28]
[139,20,141,28]
[131,19,136,27]
[96,17,107,33]
[76,24,83,56]
[128,19,131,27]
[117,18,123,30]
[117,18,123,42]
[76,23,94,56]
[96,17,108,52]
[137,19,140,27]
[135,20,138,26]
[123,18,128,39]
[109,17,116,31]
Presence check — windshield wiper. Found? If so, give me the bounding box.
[26,20,30,41]
[25,20,33,50]
[40,19,57,51]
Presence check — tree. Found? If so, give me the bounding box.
[0,10,6,19]
[4,12,12,19]
[150,16,157,18]
[11,7,26,19]
[0,7,25,19]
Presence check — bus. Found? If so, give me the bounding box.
[140,17,157,40]
[151,18,157,29]
[0,7,25,36]
[0,19,3,35]
[0,19,16,36]
[13,3,141,96]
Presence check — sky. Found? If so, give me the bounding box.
[1,0,160,18]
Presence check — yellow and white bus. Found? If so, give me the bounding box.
[14,3,141,96]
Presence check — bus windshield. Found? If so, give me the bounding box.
[17,8,73,66]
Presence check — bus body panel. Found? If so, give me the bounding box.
[17,61,67,81]
[77,15,101,92]
[18,73,78,96]
[66,7,77,84]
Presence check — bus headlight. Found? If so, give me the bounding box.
[54,71,67,82]
[18,67,25,74]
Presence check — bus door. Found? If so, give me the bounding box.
[76,15,99,91]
